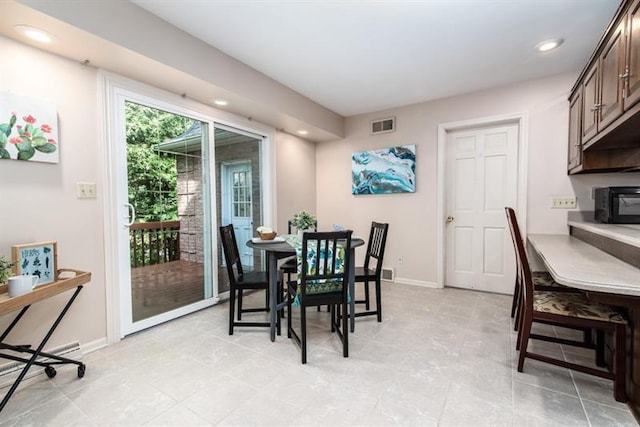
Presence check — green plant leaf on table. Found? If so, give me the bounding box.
[291,210,317,230]
[0,256,16,284]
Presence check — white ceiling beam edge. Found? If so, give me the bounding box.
[7,0,344,142]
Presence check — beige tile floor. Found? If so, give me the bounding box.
[0,283,637,426]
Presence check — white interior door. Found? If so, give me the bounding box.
[444,123,518,294]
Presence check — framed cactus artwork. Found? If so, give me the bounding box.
[0,91,59,163]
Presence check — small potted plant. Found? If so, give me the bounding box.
[0,255,16,285]
[291,210,317,238]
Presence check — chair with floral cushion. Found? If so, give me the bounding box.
[286,230,352,364]
[506,208,582,332]
[279,219,318,317]
[279,219,318,282]
[505,208,628,402]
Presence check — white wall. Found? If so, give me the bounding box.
[275,131,317,233]
[0,36,320,352]
[15,0,344,141]
[0,36,107,349]
[316,73,640,286]
[2,35,636,350]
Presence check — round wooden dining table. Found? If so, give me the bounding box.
[247,235,364,341]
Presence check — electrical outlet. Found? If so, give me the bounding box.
[551,196,576,209]
[397,256,403,264]
[77,182,97,199]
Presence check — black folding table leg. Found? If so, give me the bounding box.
[0,286,83,413]
[0,305,31,343]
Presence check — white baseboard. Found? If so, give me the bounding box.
[393,277,442,289]
[0,341,82,390]
[81,337,108,355]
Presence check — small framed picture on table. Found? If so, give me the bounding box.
[11,241,58,285]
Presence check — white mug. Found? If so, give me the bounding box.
[7,275,39,298]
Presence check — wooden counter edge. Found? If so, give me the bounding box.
[0,269,91,316]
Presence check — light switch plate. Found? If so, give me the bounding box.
[77,182,97,199]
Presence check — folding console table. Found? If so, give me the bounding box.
[0,269,91,412]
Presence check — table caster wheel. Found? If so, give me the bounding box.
[45,366,57,378]
[77,364,86,378]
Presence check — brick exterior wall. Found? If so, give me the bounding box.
[176,152,204,263]
[214,139,263,270]
[175,137,263,292]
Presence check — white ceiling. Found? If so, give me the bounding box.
[131,0,621,117]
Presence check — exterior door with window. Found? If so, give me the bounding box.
[224,162,253,267]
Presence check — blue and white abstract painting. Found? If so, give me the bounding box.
[352,145,416,195]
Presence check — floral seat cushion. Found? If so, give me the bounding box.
[534,291,626,324]
[283,235,347,303]
[532,271,561,287]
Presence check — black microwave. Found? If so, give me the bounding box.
[594,187,640,224]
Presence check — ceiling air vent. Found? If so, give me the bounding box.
[371,117,395,135]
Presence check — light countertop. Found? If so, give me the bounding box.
[567,219,640,248]
[528,234,640,296]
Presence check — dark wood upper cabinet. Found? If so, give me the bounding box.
[598,20,626,132]
[626,0,640,109]
[568,89,583,172]
[581,64,599,143]
[568,0,640,174]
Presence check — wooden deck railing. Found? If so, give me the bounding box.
[129,221,180,267]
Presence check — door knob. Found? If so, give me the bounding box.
[446,216,454,223]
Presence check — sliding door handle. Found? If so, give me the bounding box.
[124,203,136,227]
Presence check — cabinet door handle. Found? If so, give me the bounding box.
[621,67,630,99]
[590,103,602,112]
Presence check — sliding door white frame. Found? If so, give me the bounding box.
[99,71,276,343]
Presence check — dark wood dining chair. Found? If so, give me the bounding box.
[279,219,317,280]
[505,208,628,402]
[219,224,271,335]
[506,208,580,331]
[286,230,352,364]
[279,219,318,316]
[353,221,389,322]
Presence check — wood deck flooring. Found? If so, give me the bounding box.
[130,260,230,322]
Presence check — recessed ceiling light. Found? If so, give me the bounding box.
[213,99,229,106]
[14,25,54,43]
[297,130,308,135]
[535,38,564,52]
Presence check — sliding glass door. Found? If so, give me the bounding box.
[214,125,266,293]
[118,99,215,335]
[102,73,276,340]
